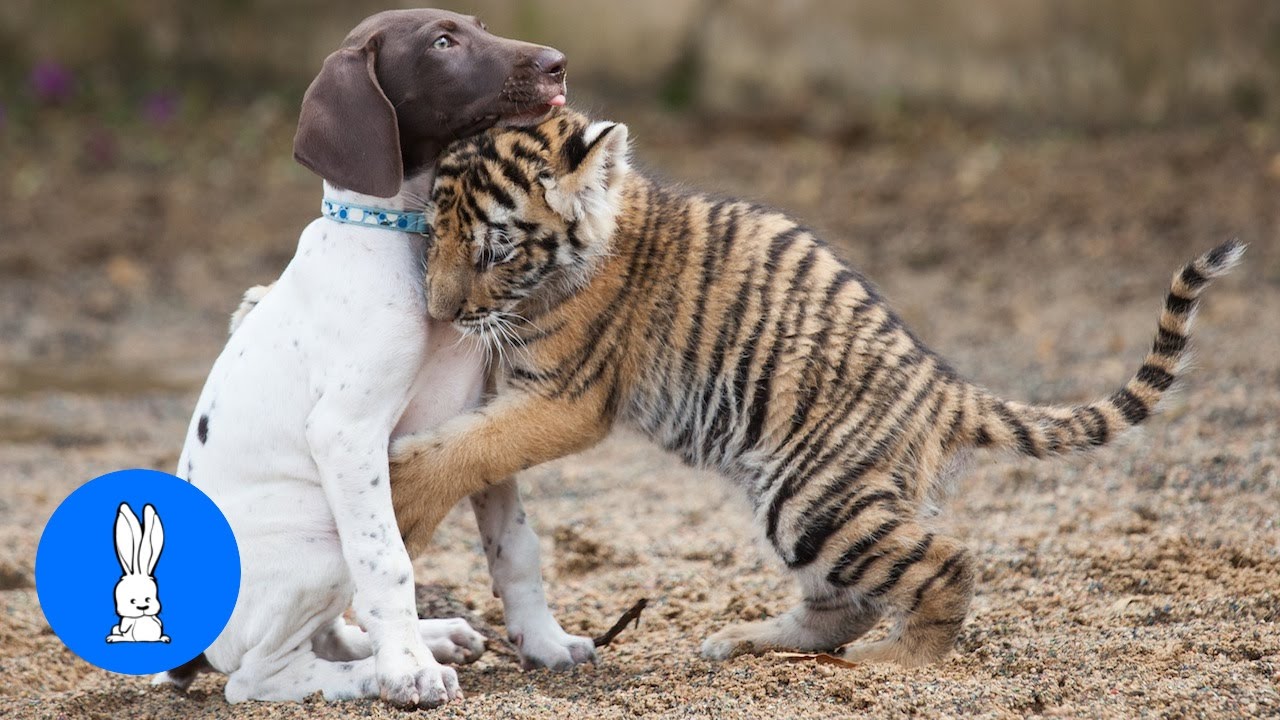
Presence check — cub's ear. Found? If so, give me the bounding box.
[546,121,630,223]
[293,35,403,198]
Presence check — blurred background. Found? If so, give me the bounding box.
[1,0,1278,515]
[2,0,1279,568]
[3,0,1280,287]
[2,3,1279,716]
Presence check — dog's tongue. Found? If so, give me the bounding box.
[549,94,567,107]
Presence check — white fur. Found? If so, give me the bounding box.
[161,180,590,706]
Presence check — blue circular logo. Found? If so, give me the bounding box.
[35,468,240,675]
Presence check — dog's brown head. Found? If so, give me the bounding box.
[294,9,567,198]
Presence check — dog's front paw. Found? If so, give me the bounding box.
[419,618,486,665]
[376,647,462,708]
[513,625,597,671]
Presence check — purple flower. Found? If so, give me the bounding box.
[142,92,179,125]
[30,61,74,104]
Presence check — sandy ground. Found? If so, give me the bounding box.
[1,110,1278,718]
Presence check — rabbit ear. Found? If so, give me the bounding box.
[139,504,164,576]
[114,503,141,575]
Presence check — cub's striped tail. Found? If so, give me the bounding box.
[956,239,1245,458]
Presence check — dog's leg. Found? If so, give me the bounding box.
[226,650,391,704]
[471,480,596,670]
[416,618,486,665]
[313,618,484,665]
[311,619,371,662]
[307,394,459,707]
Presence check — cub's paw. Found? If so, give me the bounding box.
[840,639,942,667]
[700,622,774,661]
[514,625,597,671]
[228,284,272,335]
[388,433,447,468]
[419,618,486,665]
[376,647,462,708]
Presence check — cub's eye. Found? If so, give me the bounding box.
[493,244,518,265]
[432,35,454,50]
[536,168,554,182]
[481,228,520,268]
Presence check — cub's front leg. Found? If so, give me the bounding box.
[389,390,609,557]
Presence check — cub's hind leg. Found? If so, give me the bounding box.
[707,471,974,666]
[701,588,885,660]
[827,518,974,667]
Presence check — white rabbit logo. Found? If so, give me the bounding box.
[106,503,171,644]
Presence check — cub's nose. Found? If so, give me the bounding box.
[427,294,464,322]
[535,48,567,79]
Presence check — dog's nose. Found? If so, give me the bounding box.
[535,48,567,79]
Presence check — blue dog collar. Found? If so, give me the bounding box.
[321,199,428,235]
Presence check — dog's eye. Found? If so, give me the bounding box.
[432,35,454,50]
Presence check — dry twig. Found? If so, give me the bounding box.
[593,598,649,647]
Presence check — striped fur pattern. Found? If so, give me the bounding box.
[388,108,1244,666]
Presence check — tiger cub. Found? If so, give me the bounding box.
[389,108,1243,666]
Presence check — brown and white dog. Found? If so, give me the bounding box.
[161,10,591,708]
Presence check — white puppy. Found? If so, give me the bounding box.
[158,10,592,708]
[176,180,482,706]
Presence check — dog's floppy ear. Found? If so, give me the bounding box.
[294,35,402,198]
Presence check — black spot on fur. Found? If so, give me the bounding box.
[370,476,380,487]
[197,415,209,444]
